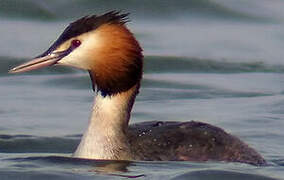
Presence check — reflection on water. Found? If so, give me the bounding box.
[6,156,145,178]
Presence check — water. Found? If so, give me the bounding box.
[1,0,284,179]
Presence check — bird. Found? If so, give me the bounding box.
[9,11,266,166]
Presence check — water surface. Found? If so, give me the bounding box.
[1,0,284,179]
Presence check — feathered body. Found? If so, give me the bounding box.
[10,11,266,166]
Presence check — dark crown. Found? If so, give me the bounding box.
[39,11,129,57]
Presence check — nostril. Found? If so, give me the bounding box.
[71,39,81,48]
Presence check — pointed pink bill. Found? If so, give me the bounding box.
[9,50,70,74]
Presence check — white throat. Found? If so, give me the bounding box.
[73,85,138,160]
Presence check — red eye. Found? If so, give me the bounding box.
[71,39,81,48]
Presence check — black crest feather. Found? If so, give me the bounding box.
[40,11,129,57]
[59,11,129,43]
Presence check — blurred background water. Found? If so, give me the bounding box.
[0,0,284,179]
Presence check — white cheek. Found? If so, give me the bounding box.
[58,33,101,70]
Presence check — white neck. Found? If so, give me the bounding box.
[73,85,138,160]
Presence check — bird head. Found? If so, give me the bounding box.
[9,11,143,96]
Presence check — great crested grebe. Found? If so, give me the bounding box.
[10,11,266,166]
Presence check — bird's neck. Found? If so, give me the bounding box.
[73,84,139,160]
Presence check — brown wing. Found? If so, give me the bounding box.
[127,121,266,166]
